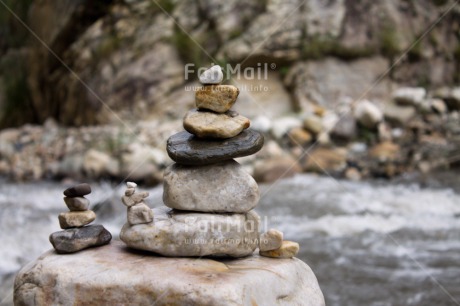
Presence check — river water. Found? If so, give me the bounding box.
[1,174,459,305]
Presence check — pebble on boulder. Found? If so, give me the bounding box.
[122,182,154,226]
[49,224,112,254]
[122,191,149,207]
[183,109,250,139]
[195,85,239,113]
[127,203,154,225]
[259,229,283,252]
[63,183,91,197]
[260,241,300,258]
[125,188,135,196]
[58,210,96,229]
[198,65,223,85]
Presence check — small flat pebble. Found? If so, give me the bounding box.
[63,197,90,211]
[63,183,91,197]
[259,229,283,252]
[58,210,96,229]
[259,241,299,259]
[196,85,239,113]
[49,224,112,254]
[183,109,250,139]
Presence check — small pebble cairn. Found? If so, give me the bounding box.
[49,183,112,254]
[121,181,153,225]
[120,65,299,258]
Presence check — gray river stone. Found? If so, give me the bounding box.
[166,129,264,165]
[120,206,260,257]
[63,183,91,197]
[163,160,259,213]
[63,196,89,211]
[49,224,112,254]
[14,240,325,306]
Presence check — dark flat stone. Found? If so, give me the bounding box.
[49,224,112,254]
[64,183,91,197]
[167,129,264,165]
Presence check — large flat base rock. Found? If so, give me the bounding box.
[120,207,260,257]
[14,241,325,306]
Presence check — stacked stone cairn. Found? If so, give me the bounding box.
[120,65,299,258]
[121,181,153,225]
[49,183,112,254]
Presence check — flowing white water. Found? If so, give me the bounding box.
[0,174,459,305]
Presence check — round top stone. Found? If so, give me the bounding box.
[199,65,223,85]
[63,183,91,197]
[166,129,264,165]
[126,182,137,188]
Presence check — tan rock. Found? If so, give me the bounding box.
[14,241,325,305]
[122,191,149,207]
[195,85,239,113]
[303,114,323,134]
[260,241,300,259]
[125,188,135,196]
[58,210,96,229]
[345,167,362,181]
[127,203,153,225]
[302,147,347,173]
[253,156,302,183]
[288,127,312,146]
[354,100,383,129]
[259,229,283,252]
[183,109,250,139]
[369,141,400,162]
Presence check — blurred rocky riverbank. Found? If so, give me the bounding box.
[0,85,459,184]
[0,0,459,184]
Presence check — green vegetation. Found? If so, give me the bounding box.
[94,34,123,60]
[279,66,290,78]
[0,0,33,50]
[171,24,216,71]
[431,0,449,6]
[228,29,243,40]
[454,44,460,83]
[0,0,35,128]
[380,24,401,58]
[301,35,375,61]
[148,0,175,15]
[0,55,35,128]
[407,39,422,62]
[172,25,202,68]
